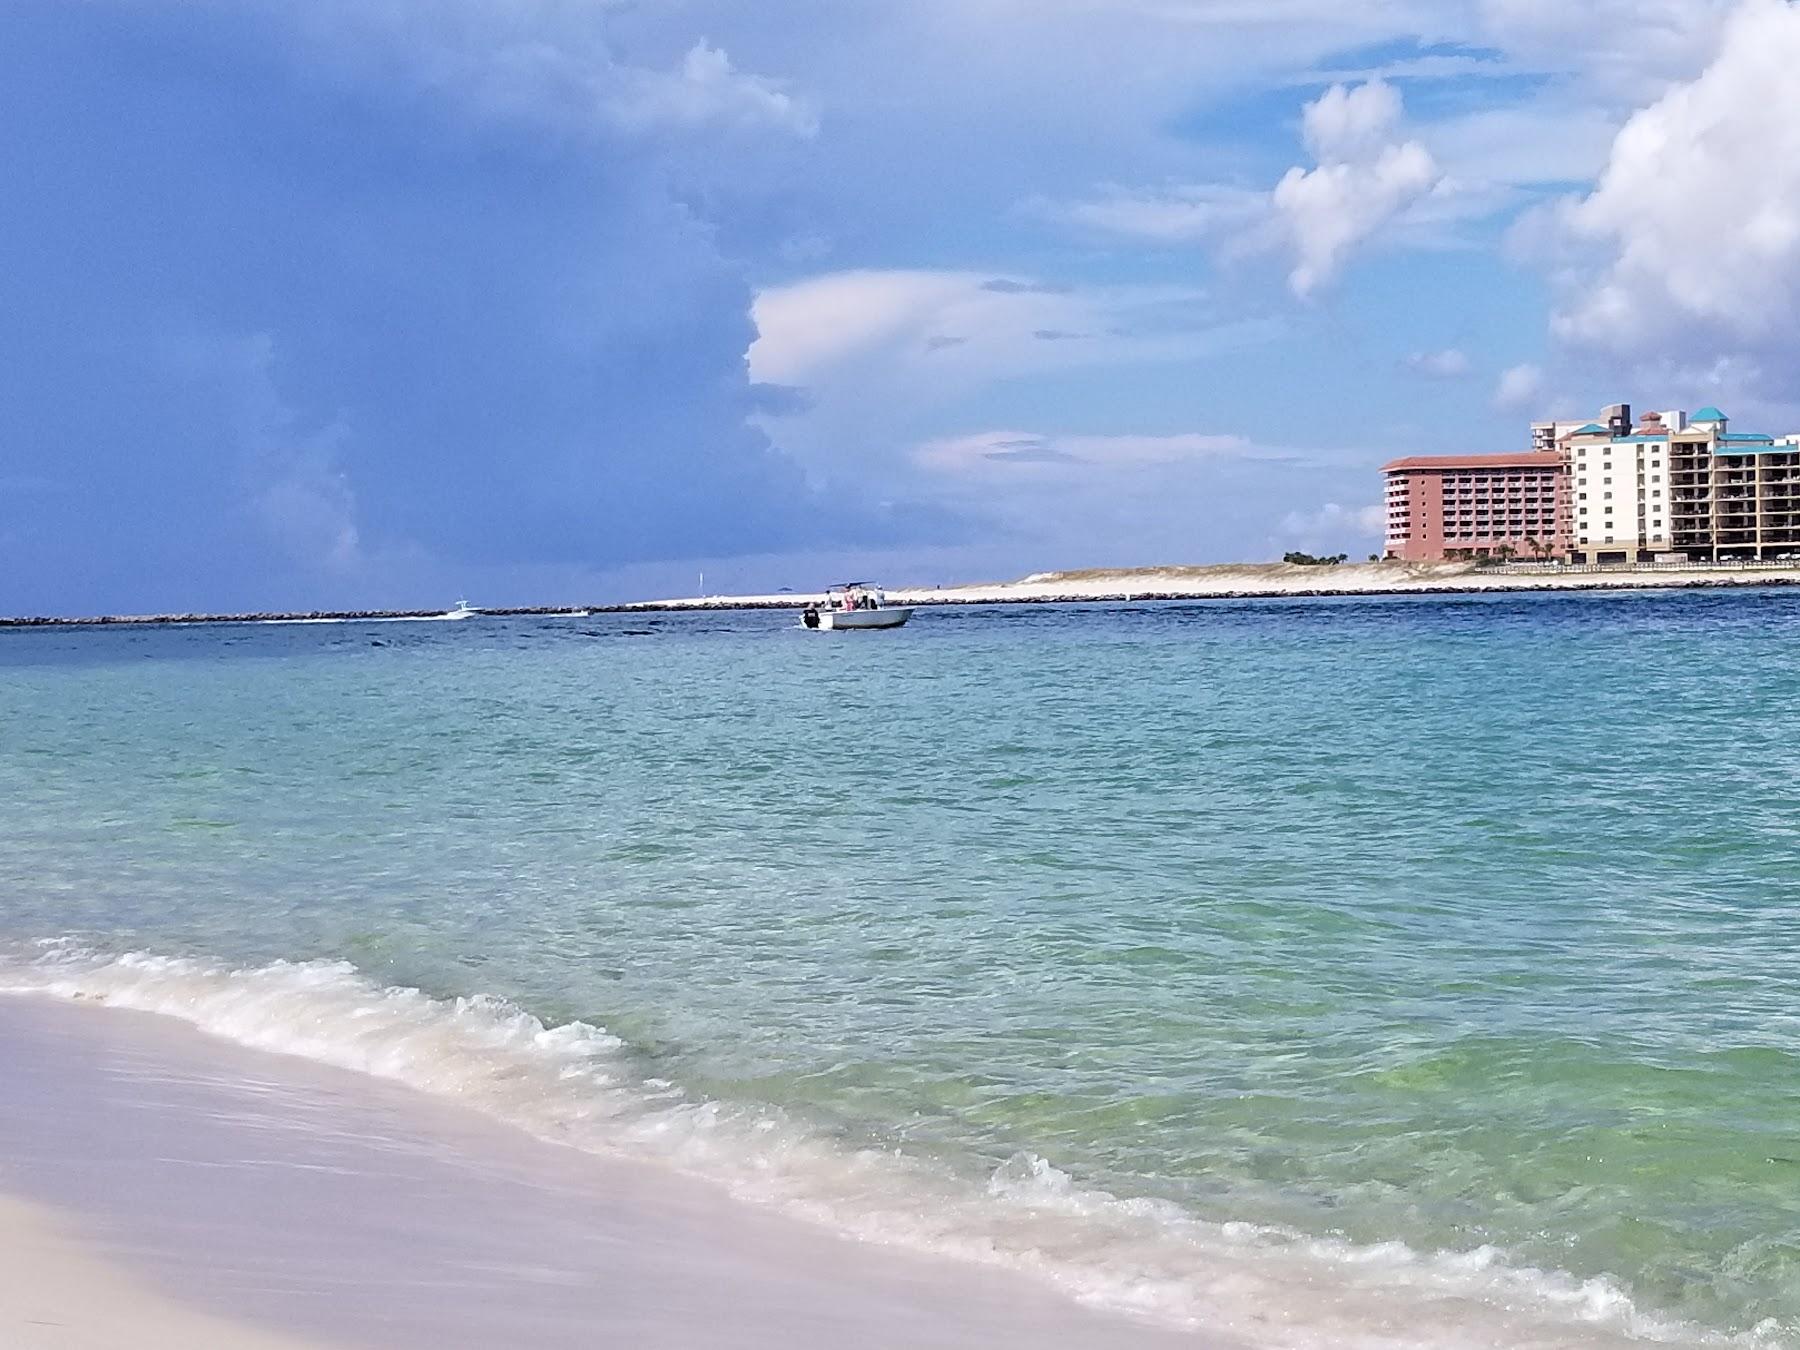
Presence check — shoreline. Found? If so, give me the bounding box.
[0,992,1212,1350]
[0,953,1710,1350]
[8,562,1800,627]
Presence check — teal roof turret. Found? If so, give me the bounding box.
[1691,406,1728,424]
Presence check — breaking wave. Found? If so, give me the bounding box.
[0,940,1782,1350]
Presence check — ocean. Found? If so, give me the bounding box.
[2,591,1796,1348]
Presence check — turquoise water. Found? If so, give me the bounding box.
[3,593,1798,1346]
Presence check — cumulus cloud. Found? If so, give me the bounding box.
[0,1,870,615]
[1044,79,1445,296]
[1544,0,1800,361]
[1273,80,1443,296]
[158,329,365,574]
[1300,78,1406,163]
[611,40,818,138]
[1494,362,1545,408]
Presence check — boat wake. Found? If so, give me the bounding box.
[0,940,1779,1350]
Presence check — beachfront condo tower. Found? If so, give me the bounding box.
[1382,452,1568,562]
[1555,405,1800,563]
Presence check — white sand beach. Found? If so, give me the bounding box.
[0,1192,326,1350]
[0,995,1212,1350]
[630,560,1800,610]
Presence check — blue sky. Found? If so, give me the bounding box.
[4,0,1799,612]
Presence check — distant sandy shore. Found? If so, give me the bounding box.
[630,560,1800,611]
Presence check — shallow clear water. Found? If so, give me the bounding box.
[3,592,1798,1346]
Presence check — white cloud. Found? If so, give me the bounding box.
[611,41,818,137]
[1045,79,1447,296]
[749,269,1282,480]
[1300,78,1404,163]
[276,2,816,141]
[915,429,1264,474]
[1477,0,1737,95]
[1278,501,1386,541]
[1421,101,1621,188]
[1546,0,1800,358]
[750,269,1267,396]
[1494,362,1545,408]
[1273,80,1443,296]
[893,422,1378,575]
[1404,347,1472,379]
[1048,184,1268,243]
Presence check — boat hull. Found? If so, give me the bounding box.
[818,607,911,630]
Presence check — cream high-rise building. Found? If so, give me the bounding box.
[1564,405,1800,562]
[1565,407,1678,562]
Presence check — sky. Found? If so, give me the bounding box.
[6,0,1800,613]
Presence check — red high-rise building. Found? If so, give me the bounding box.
[1382,452,1569,562]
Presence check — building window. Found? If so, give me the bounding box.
[1603,462,1612,469]
[1604,491,1613,499]
[1579,492,1588,500]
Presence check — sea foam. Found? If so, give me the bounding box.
[0,941,1780,1350]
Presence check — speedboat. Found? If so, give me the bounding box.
[443,599,479,620]
[803,583,911,630]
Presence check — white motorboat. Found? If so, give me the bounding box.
[803,583,911,630]
[443,599,479,620]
